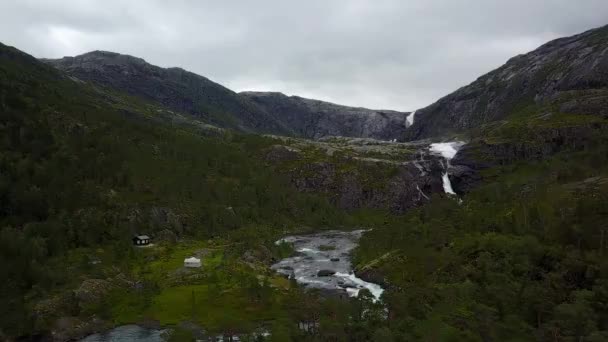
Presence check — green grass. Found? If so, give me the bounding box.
[141,241,222,281]
[148,284,209,324]
[99,236,296,334]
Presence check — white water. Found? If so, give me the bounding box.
[441,173,456,195]
[416,184,430,200]
[429,142,465,196]
[272,230,385,302]
[406,110,417,127]
[297,247,320,254]
[335,272,384,300]
[80,325,166,342]
[429,142,462,160]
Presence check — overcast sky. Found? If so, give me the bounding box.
[1,1,607,111]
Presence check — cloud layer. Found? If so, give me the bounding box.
[1,0,607,110]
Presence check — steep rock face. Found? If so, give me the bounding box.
[407,25,608,140]
[43,52,411,140]
[265,143,446,213]
[449,122,608,194]
[43,51,292,135]
[241,91,409,140]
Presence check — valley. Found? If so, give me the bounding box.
[0,23,608,342]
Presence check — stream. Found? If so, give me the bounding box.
[80,230,382,341]
[271,230,384,301]
[80,325,167,342]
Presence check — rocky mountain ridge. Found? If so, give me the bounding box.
[42,24,608,143]
[406,24,608,139]
[241,91,409,140]
[261,136,468,213]
[43,51,292,135]
[44,52,410,140]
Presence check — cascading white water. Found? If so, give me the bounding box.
[406,110,417,128]
[441,173,456,195]
[272,230,385,302]
[429,142,464,196]
[334,272,384,300]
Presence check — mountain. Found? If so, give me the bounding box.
[0,41,452,340]
[43,51,293,135]
[0,42,353,338]
[4,23,608,342]
[240,91,409,140]
[44,52,410,140]
[406,24,608,140]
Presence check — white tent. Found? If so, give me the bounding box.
[184,257,202,268]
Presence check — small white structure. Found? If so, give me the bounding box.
[184,257,202,268]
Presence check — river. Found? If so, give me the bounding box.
[80,325,167,342]
[271,230,384,301]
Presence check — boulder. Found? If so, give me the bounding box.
[74,279,113,309]
[33,293,78,329]
[241,245,273,264]
[51,316,108,342]
[317,269,336,277]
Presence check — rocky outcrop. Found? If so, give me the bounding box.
[265,143,448,213]
[74,279,114,310]
[241,91,409,140]
[33,294,79,330]
[242,245,274,265]
[448,121,608,193]
[407,24,608,140]
[51,316,109,342]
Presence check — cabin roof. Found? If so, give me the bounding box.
[134,235,150,240]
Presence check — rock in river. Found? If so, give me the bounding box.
[317,269,336,277]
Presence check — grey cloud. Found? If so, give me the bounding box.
[1,0,607,110]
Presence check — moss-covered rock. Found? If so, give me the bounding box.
[74,279,114,310]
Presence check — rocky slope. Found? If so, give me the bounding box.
[263,137,455,213]
[241,91,409,140]
[43,51,292,135]
[406,24,608,140]
[44,52,411,140]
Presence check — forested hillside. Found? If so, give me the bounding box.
[0,43,356,339]
[356,102,608,340]
[2,22,608,342]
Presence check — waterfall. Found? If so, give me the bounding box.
[406,110,417,128]
[441,173,456,195]
[429,142,464,196]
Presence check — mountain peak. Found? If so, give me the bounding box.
[406,23,608,140]
[50,50,150,68]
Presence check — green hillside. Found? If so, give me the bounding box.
[0,43,356,338]
[355,101,608,340]
[3,27,608,341]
